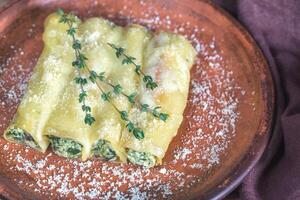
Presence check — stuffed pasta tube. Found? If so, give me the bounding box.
[4,13,75,152]
[122,32,196,167]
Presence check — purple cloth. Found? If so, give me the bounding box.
[213,0,300,199]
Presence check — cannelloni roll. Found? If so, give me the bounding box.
[122,32,196,167]
[4,14,75,152]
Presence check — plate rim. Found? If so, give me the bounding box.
[198,1,274,199]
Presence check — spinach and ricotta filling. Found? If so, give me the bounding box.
[127,149,156,168]
[92,140,116,161]
[48,135,82,158]
[5,128,40,149]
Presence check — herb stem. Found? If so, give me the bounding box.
[101,77,168,121]
[59,12,95,126]
[107,43,158,90]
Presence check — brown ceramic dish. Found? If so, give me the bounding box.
[0,0,273,199]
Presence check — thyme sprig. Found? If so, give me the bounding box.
[56,8,95,126]
[57,9,170,139]
[87,70,145,139]
[107,43,158,90]
[89,71,169,122]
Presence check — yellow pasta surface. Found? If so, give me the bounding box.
[4,13,196,165]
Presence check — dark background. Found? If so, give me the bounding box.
[213,0,300,199]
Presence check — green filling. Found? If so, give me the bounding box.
[6,128,25,141]
[127,149,156,168]
[92,140,116,161]
[5,128,40,149]
[48,135,82,158]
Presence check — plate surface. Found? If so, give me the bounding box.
[0,0,273,199]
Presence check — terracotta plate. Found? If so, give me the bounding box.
[0,0,273,199]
